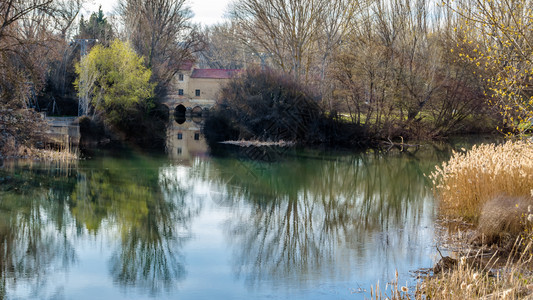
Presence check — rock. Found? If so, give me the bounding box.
[433,256,457,274]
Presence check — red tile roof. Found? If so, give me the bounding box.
[190,69,241,79]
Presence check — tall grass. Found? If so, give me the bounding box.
[419,239,533,299]
[32,134,78,162]
[429,141,533,222]
[371,239,533,299]
[371,141,533,300]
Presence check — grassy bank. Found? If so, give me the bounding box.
[373,140,533,299]
[1,136,78,162]
[0,146,78,162]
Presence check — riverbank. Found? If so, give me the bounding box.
[373,140,533,299]
[0,141,78,162]
[372,221,533,299]
[220,140,296,147]
[203,68,500,150]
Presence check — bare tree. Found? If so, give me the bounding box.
[0,0,58,100]
[316,0,359,80]
[50,0,86,39]
[118,0,205,94]
[198,22,252,69]
[230,0,328,81]
[0,0,57,155]
[329,0,489,138]
[0,0,50,35]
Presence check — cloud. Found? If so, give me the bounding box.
[85,0,231,25]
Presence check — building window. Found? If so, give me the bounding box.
[177,147,182,155]
[177,133,183,140]
[195,89,200,97]
[194,133,200,140]
[178,73,184,81]
[178,89,184,96]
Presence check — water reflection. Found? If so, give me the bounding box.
[0,155,201,297]
[166,118,208,164]
[199,147,441,288]
[0,163,78,298]
[75,156,202,294]
[0,137,480,299]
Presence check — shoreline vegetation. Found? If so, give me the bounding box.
[202,68,497,150]
[0,142,79,163]
[0,112,80,162]
[373,140,533,299]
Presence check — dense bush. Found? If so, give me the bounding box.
[78,103,168,150]
[204,68,368,146]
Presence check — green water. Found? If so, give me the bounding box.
[0,129,485,299]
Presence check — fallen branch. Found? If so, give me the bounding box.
[220,140,295,147]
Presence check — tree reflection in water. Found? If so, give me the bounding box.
[0,154,202,297]
[0,162,77,298]
[202,147,442,287]
[0,139,477,297]
[70,156,201,295]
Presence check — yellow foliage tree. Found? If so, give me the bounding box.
[450,0,533,134]
[75,40,154,127]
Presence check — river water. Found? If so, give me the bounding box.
[0,120,481,299]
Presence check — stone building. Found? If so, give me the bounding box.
[166,62,241,113]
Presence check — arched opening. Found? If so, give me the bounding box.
[191,106,203,117]
[174,104,187,124]
[175,104,187,115]
[192,116,203,124]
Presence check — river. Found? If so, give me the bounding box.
[0,119,485,299]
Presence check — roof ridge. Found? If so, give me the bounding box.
[193,68,241,71]
[190,69,242,79]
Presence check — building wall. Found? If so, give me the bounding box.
[173,71,192,98]
[170,71,231,101]
[188,78,230,100]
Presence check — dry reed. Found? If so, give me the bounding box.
[370,271,416,300]
[0,136,79,164]
[419,239,533,299]
[371,239,533,299]
[429,140,533,222]
[370,141,533,300]
[477,195,533,246]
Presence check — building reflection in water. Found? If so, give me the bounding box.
[166,117,208,164]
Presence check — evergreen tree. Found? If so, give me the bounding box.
[78,6,114,44]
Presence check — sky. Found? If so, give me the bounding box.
[86,0,233,26]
